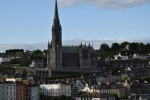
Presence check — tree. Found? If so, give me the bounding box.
[43,50,47,54]
[104,67,111,73]
[22,70,27,77]
[30,49,44,60]
[120,94,129,99]
[99,51,110,57]
[111,66,121,75]
[111,43,120,51]
[100,43,110,52]
[99,43,110,57]
[145,43,150,51]
[33,49,43,55]
[0,65,11,71]
[9,58,31,67]
[9,59,21,64]
[120,41,129,50]
[138,42,145,51]
[20,60,30,67]
[129,42,139,51]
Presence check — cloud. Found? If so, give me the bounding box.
[0,37,150,52]
[57,0,150,9]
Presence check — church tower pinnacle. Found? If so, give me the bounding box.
[52,0,62,48]
[54,0,59,20]
[49,0,62,69]
[53,0,61,27]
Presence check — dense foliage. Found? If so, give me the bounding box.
[30,49,47,62]
[0,65,11,71]
[43,73,92,80]
[9,59,31,67]
[99,42,150,58]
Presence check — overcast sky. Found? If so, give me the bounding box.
[0,0,150,52]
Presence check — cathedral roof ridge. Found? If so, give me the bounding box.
[63,45,79,47]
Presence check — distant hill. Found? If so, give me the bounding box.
[0,37,150,52]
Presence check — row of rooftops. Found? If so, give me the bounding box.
[100,83,125,89]
[0,78,38,86]
[78,93,115,98]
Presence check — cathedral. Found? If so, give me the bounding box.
[47,0,98,70]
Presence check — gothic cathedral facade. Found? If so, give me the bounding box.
[47,0,98,70]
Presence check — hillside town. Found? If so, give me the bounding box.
[1,42,150,100]
[1,0,150,100]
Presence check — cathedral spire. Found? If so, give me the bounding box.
[54,0,59,20]
[53,0,61,28]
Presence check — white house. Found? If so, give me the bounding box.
[115,52,129,60]
[73,80,85,91]
[30,59,44,68]
[40,81,71,97]
[81,83,91,92]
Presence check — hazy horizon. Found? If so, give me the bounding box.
[0,0,150,52]
[0,37,150,52]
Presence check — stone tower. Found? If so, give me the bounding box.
[47,0,62,70]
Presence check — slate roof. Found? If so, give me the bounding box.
[62,46,80,53]
[62,45,97,53]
